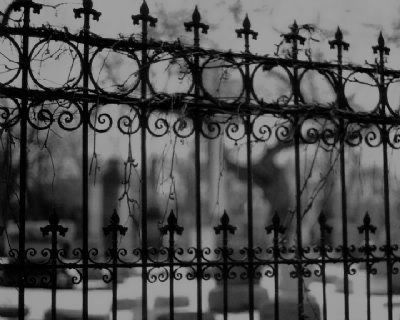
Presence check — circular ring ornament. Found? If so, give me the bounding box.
[0,35,21,86]
[89,48,140,96]
[29,39,83,90]
[147,52,193,95]
[200,56,245,104]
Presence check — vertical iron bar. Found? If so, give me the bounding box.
[339,58,350,320]
[266,214,285,320]
[223,233,228,320]
[373,33,393,320]
[160,212,183,320]
[112,229,118,320]
[73,4,100,318]
[132,3,158,319]
[273,241,279,320]
[329,27,350,320]
[169,231,174,320]
[214,213,235,320]
[183,8,207,320]
[366,227,371,320]
[358,213,376,320]
[382,125,393,320]
[41,213,67,320]
[317,213,331,320]
[289,22,305,320]
[103,211,127,320]
[246,112,254,320]
[195,119,202,320]
[140,11,149,320]
[82,10,90,320]
[243,17,255,320]
[51,225,57,320]
[19,4,31,320]
[194,50,203,320]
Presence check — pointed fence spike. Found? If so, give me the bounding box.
[272,212,280,225]
[373,31,390,55]
[193,5,201,23]
[335,26,343,40]
[167,209,177,225]
[243,13,251,30]
[318,211,326,225]
[378,31,385,46]
[49,210,59,225]
[221,210,230,225]
[111,209,120,224]
[364,211,371,224]
[83,0,93,9]
[140,0,150,15]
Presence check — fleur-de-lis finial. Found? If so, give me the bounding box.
[159,210,184,236]
[335,27,343,41]
[329,26,349,51]
[318,211,332,234]
[83,0,93,10]
[132,0,157,27]
[214,210,236,235]
[373,31,390,55]
[40,211,68,238]
[184,6,209,34]
[266,212,286,235]
[236,13,258,45]
[243,14,251,30]
[358,212,377,234]
[13,0,42,14]
[192,5,201,24]
[140,0,149,16]
[292,20,298,31]
[73,0,101,21]
[103,209,128,237]
[282,20,305,46]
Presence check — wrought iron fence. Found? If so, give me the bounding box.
[0,1,400,320]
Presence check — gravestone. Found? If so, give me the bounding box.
[259,264,320,320]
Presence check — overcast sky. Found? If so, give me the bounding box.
[2,0,400,62]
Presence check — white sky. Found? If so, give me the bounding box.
[2,0,400,60]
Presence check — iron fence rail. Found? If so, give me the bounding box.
[0,1,399,320]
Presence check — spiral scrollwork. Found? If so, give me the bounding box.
[252,115,273,142]
[88,104,113,133]
[147,267,169,283]
[264,265,275,278]
[58,102,83,131]
[299,118,320,144]
[0,98,20,128]
[27,102,54,130]
[117,106,141,135]
[71,268,83,285]
[345,123,363,147]
[364,125,382,147]
[387,125,400,149]
[147,111,170,137]
[102,268,113,284]
[173,116,195,138]
[200,115,222,139]
[225,115,246,142]
[275,120,294,143]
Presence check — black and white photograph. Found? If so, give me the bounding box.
[0,1,399,319]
